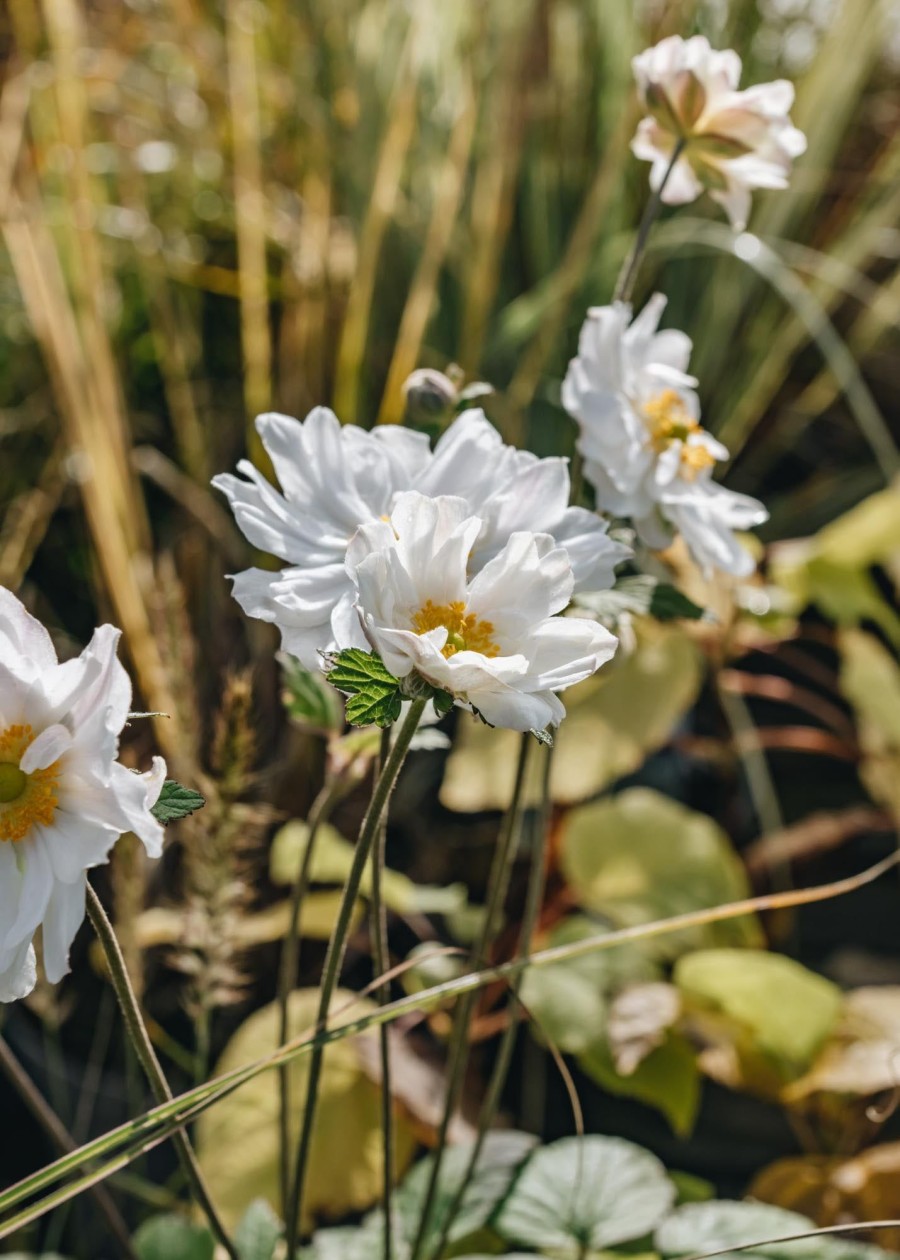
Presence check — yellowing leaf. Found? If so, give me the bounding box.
[559,789,762,956]
[675,950,842,1078]
[441,619,703,811]
[196,989,417,1231]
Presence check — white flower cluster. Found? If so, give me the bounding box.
[215,408,625,732]
[562,294,767,577]
[0,590,165,1002]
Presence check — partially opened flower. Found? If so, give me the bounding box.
[631,34,806,229]
[347,492,618,732]
[562,294,767,577]
[0,589,166,1002]
[214,407,628,668]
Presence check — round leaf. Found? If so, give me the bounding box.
[133,1215,214,1260]
[495,1135,675,1255]
[560,789,762,956]
[656,1199,892,1259]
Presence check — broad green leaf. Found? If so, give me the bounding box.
[196,990,417,1232]
[559,789,762,956]
[494,1135,675,1256]
[580,1033,701,1137]
[325,648,403,728]
[656,1200,894,1258]
[441,620,703,810]
[280,654,343,732]
[235,1199,282,1260]
[269,819,467,916]
[150,780,205,825]
[133,1214,214,1260]
[386,1130,537,1254]
[675,950,842,1078]
[519,917,658,1055]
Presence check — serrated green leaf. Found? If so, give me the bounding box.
[133,1214,214,1260]
[235,1198,282,1260]
[150,780,206,825]
[649,583,705,621]
[325,649,403,729]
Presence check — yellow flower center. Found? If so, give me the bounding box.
[642,388,716,479]
[411,600,500,659]
[0,724,61,843]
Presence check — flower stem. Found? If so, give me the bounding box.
[285,698,427,1255]
[276,774,349,1216]
[85,883,238,1260]
[371,726,394,1260]
[612,139,686,305]
[409,732,531,1260]
[427,745,552,1260]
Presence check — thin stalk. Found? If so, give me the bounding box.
[409,733,531,1260]
[612,139,686,305]
[372,727,394,1260]
[277,775,349,1215]
[285,699,427,1255]
[85,884,238,1260]
[428,746,553,1260]
[0,1035,137,1259]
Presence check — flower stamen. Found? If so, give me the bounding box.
[0,724,60,843]
[411,600,500,658]
[642,388,716,478]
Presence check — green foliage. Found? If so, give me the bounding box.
[494,1135,675,1256]
[580,1033,701,1138]
[235,1200,282,1260]
[576,576,705,624]
[280,654,344,732]
[133,1215,214,1260]
[656,1201,894,1259]
[325,649,405,728]
[150,780,205,825]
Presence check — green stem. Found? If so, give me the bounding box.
[277,775,348,1216]
[371,726,394,1260]
[409,732,531,1260]
[428,745,552,1260]
[285,698,427,1255]
[85,884,238,1260]
[0,1033,138,1260]
[612,139,686,305]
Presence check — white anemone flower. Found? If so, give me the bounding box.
[631,34,807,229]
[347,492,619,732]
[562,294,767,577]
[214,406,629,668]
[0,589,166,1002]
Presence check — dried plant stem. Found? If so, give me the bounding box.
[286,699,427,1255]
[613,139,686,304]
[85,885,238,1260]
[410,733,531,1260]
[429,746,552,1260]
[0,1035,137,1259]
[276,775,349,1215]
[372,727,394,1260]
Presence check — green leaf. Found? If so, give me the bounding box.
[580,1033,701,1138]
[387,1130,537,1254]
[150,780,205,825]
[577,576,704,623]
[655,1200,893,1259]
[674,950,842,1078]
[494,1135,675,1256]
[133,1214,214,1260]
[559,789,763,958]
[235,1199,282,1260]
[325,648,403,728]
[280,654,343,732]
